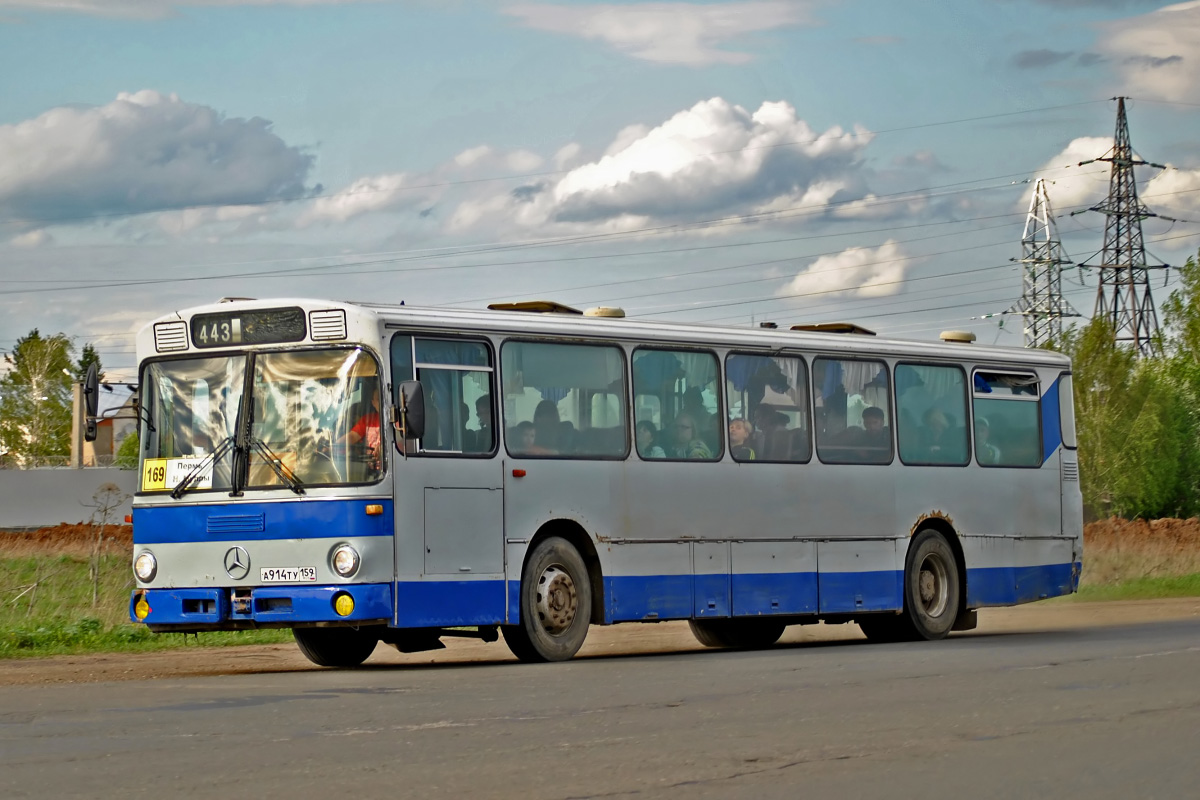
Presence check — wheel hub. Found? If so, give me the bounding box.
[535,565,577,635]
[917,554,949,617]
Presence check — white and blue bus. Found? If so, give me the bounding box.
[125,297,1083,665]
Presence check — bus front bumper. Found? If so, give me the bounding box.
[129,583,392,631]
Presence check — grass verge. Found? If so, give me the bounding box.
[1,553,290,659]
[1070,572,1200,603]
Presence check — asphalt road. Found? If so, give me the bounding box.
[3,618,1199,800]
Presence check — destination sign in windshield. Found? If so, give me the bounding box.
[191,307,307,349]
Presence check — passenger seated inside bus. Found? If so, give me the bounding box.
[753,404,792,461]
[512,420,537,454]
[669,412,712,459]
[533,400,562,453]
[975,417,1001,464]
[636,420,666,459]
[918,407,966,463]
[728,418,755,460]
[468,394,494,452]
[855,405,891,459]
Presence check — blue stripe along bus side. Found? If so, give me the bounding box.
[132,499,394,544]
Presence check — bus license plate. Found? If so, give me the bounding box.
[260,567,317,583]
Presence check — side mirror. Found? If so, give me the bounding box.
[83,363,99,442]
[396,380,425,441]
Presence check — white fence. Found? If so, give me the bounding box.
[0,468,137,529]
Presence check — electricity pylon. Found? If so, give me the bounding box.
[1005,178,1079,348]
[1077,97,1172,357]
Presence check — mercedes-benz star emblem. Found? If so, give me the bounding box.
[224,546,251,580]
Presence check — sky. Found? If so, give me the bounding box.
[1,0,1199,381]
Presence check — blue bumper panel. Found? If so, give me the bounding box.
[732,572,819,616]
[395,580,506,628]
[607,575,695,622]
[695,573,732,618]
[819,570,903,613]
[133,499,394,544]
[966,563,1078,607]
[131,583,392,626]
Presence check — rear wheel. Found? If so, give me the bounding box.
[904,529,960,640]
[293,626,378,667]
[858,529,960,643]
[502,537,592,663]
[689,618,786,649]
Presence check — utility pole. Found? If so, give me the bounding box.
[1005,178,1080,347]
[1076,97,1173,356]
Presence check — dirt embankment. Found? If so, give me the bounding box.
[1083,517,1200,585]
[0,523,131,558]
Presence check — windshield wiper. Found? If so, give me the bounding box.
[170,436,235,499]
[250,437,306,495]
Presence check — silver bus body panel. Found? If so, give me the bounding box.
[132,299,1082,631]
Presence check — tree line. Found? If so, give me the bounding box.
[1060,248,1200,519]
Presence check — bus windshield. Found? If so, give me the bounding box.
[139,347,383,493]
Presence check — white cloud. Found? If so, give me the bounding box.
[504,2,818,65]
[1145,167,1200,242]
[297,173,411,227]
[1096,1,1200,102]
[778,239,910,300]
[1025,136,1114,210]
[549,97,871,224]
[8,229,53,248]
[0,90,313,229]
[0,0,384,20]
[437,97,876,238]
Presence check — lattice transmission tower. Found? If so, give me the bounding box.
[1005,178,1080,347]
[1077,97,1171,356]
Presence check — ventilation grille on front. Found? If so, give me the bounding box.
[207,514,266,534]
[309,309,347,341]
[1061,461,1079,482]
[154,321,189,352]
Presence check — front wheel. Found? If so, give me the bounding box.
[502,537,592,663]
[293,626,378,667]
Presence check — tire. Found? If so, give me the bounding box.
[902,529,961,640]
[501,537,592,663]
[859,531,961,643]
[689,618,786,649]
[293,626,379,667]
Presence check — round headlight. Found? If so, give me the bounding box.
[134,551,157,582]
[331,544,360,577]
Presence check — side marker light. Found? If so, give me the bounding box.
[365,504,383,516]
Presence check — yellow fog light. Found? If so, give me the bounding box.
[134,594,151,620]
[333,592,355,617]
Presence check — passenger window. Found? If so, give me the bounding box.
[501,341,627,459]
[390,335,495,456]
[725,353,810,463]
[896,364,969,466]
[813,357,892,465]
[633,349,721,461]
[973,370,1041,467]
